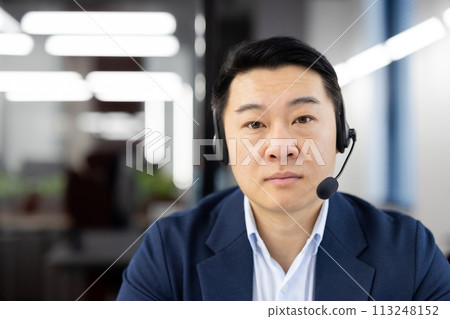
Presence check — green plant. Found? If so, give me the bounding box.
[134,169,177,202]
[0,171,64,198]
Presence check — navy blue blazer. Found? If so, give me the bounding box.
[117,187,450,300]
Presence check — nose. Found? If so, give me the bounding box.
[264,127,300,165]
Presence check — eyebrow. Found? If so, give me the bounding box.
[235,96,320,113]
[289,96,320,106]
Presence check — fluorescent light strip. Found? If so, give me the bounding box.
[385,17,446,61]
[0,33,34,55]
[21,11,176,35]
[346,44,391,80]
[0,7,20,32]
[195,14,206,35]
[334,63,352,87]
[86,71,183,102]
[194,73,206,101]
[336,16,448,87]
[195,36,206,57]
[0,71,90,101]
[335,45,391,87]
[77,112,143,140]
[0,71,82,91]
[145,101,166,164]
[6,79,92,101]
[444,8,450,28]
[173,83,193,189]
[45,35,179,57]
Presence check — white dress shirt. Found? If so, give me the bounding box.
[244,196,329,301]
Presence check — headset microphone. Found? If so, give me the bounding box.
[316,129,356,200]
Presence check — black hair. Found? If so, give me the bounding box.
[211,36,343,143]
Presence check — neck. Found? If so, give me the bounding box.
[249,198,323,273]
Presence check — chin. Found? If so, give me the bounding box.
[263,191,316,213]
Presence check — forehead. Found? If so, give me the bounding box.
[227,65,328,108]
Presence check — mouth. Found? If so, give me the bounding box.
[264,172,302,186]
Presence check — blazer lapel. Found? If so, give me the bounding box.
[315,193,375,301]
[196,188,253,300]
[196,189,375,301]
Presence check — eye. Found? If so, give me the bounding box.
[294,116,312,124]
[245,121,264,129]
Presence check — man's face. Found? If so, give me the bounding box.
[222,65,337,214]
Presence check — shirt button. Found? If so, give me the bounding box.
[281,284,289,293]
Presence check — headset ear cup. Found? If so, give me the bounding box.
[337,101,352,153]
[336,112,344,153]
[343,120,351,149]
[337,120,351,153]
[212,110,229,164]
[222,136,229,164]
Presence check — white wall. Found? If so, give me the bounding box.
[411,0,450,254]
[304,0,450,254]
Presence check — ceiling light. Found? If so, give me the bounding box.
[145,101,166,164]
[0,7,20,32]
[385,17,446,61]
[195,36,206,57]
[0,71,91,101]
[86,71,183,102]
[77,112,143,140]
[0,33,34,55]
[45,35,179,57]
[442,8,450,29]
[0,71,82,92]
[173,84,193,189]
[195,14,206,35]
[6,79,92,101]
[345,44,391,80]
[334,63,352,87]
[194,73,205,101]
[21,11,176,35]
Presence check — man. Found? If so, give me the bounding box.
[117,37,450,300]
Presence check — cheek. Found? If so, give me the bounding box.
[225,138,241,165]
[305,123,336,168]
[227,137,265,165]
[228,139,263,187]
[319,130,338,168]
[230,162,254,192]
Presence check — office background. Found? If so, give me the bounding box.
[0,0,449,300]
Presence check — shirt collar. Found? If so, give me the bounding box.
[244,195,329,256]
[244,196,260,253]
